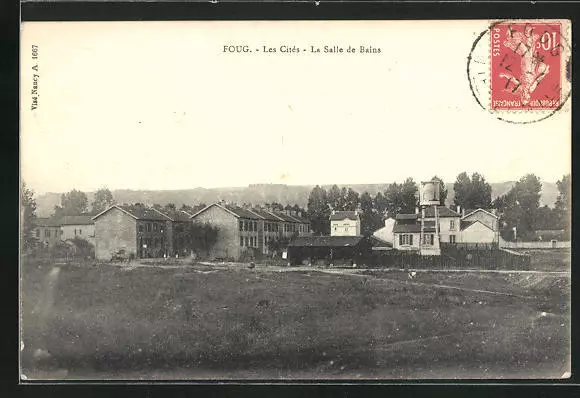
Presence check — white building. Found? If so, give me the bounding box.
[330,210,361,236]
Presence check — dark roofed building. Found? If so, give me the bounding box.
[287,235,371,266]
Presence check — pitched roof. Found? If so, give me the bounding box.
[272,211,301,223]
[288,235,366,248]
[462,208,499,219]
[59,215,95,225]
[422,206,461,218]
[152,208,191,222]
[223,205,262,220]
[396,213,419,220]
[93,204,169,221]
[329,211,359,221]
[393,221,436,233]
[119,205,169,221]
[249,208,282,222]
[34,217,61,227]
[461,220,493,231]
[189,203,261,220]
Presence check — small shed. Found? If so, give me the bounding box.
[286,235,372,266]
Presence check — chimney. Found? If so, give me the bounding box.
[456,205,461,214]
[415,207,419,214]
[332,210,335,215]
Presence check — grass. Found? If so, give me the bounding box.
[20,253,570,379]
[511,248,571,271]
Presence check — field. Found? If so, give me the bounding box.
[20,250,570,380]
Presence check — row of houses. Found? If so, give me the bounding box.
[88,203,311,261]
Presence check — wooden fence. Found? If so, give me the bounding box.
[361,247,531,270]
[499,240,571,249]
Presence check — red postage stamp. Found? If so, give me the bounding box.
[490,21,563,111]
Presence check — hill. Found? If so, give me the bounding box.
[34,182,559,217]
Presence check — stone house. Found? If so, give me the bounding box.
[93,204,169,260]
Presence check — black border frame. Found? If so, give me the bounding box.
[7,1,580,396]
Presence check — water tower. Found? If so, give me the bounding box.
[419,179,441,256]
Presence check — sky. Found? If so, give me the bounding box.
[20,21,571,195]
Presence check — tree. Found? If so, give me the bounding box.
[21,181,37,251]
[431,176,448,205]
[327,185,342,211]
[91,187,115,214]
[307,185,330,235]
[554,173,571,232]
[400,178,419,213]
[190,222,219,256]
[495,174,542,241]
[384,183,403,218]
[359,192,382,236]
[54,189,89,218]
[374,192,388,217]
[344,188,360,211]
[453,172,492,210]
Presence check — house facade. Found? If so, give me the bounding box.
[152,208,194,257]
[391,206,500,253]
[421,206,462,244]
[34,218,62,248]
[93,204,169,260]
[59,215,95,246]
[392,213,437,251]
[190,203,260,260]
[460,208,500,244]
[330,210,361,236]
[190,203,311,260]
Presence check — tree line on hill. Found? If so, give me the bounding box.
[306,172,570,241]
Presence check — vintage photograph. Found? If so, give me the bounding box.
[19,20,571,380]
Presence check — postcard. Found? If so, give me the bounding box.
[20,20,571,380]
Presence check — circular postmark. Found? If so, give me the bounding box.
[467,20,571,124]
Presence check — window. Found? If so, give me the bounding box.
[449,235,456,243]
[79,229,82,235]
[74,229,77,236]
[154,223,158,231]
[147,223,152,232]
[239,221,243,231]
[139,224,144,232]
[423,234,434,245]
[450,220,456,231]
[240,237,244,246]
[399,234,414,246]
[245,237,249,246]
